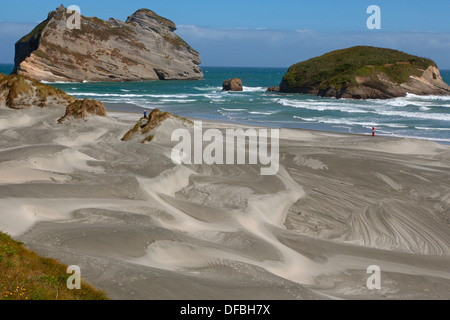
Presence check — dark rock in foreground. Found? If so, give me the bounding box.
[279,46,450,99]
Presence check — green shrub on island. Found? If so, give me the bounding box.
[279,46,449,99]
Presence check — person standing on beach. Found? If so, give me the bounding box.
[144,110,148,119]
[372,126,375,137]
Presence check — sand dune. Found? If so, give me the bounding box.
[0,105,449,300]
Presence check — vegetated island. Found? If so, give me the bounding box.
[279,46,450,99]
[12,5,203,82]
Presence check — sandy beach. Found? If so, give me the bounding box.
[0,103,449,300]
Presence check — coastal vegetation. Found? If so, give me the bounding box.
[121,109,192,143]
[122,108,172,142]
[281,46,436,91]
[58,98,108,123]
[0,231,108,300]
[278,46,450,99]
[0,73,74,109]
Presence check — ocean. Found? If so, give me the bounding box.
[2,64,450,144]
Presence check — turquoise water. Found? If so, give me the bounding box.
[2,64,450,143]
[0,64,13,75]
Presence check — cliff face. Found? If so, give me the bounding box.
[13,5,203,82]
[280,46,450,99]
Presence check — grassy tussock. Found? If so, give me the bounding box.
[0,73,74,109]
[0,232,108,300]
[142,109,171,133]
[58,98,107,123]
[121,120,145,141]
[121,108,172,142]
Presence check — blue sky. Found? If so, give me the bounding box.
[1,0,449,68]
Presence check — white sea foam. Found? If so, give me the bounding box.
[194,86,221,91]
[243,86,266,92]
[221,108,247,112]
[209,99,226,103]
[248,111,277,115]
[377,110,450,121]
[279,97,450,122]
[276,98,370,114]
[416,127,450,131]
[378,99,429,107]
[293,116,409,129]
[160,99,196,103]
[41,80,73,84]
[405,93,450,101]
[204,94,224,99]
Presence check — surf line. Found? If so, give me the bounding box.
[171,121,279,176]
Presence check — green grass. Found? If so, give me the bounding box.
[0,231,108,300]
[281,46,436,91]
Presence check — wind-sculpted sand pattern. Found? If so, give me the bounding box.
[0,107,449,300]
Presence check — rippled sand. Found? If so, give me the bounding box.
[0,105,449,300]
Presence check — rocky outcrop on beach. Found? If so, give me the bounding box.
[0,73,107,123]
[12,5,203,82]
[0,73,74,109]
[58,99,107,123]
[122,108,180,143]
[223,78,243,92]
[279,46,450,99]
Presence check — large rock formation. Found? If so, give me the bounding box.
[12,5,203,82]
[279,46,450,99]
